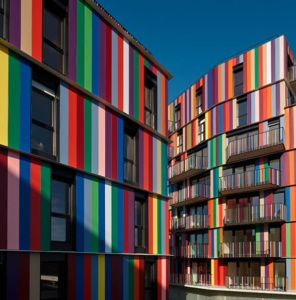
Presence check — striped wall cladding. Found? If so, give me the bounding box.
[168,81,286,157]
[285,105,296,150]
[76,173,169,255]
[282,222,296,258]
[8,0,168,135]
[168,35,289,127]
[60,81,168,196]
[280,150,296,186]
[4,252,169,300]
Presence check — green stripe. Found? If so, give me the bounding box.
[213,198,217,228]
[161,140,166,195]
[91,176,99,252]
[8,51,20,149]
[219,135,222,165]
[41,162,51,251]
[84,3,92,91]
[129,257,134,300]
[134,49,139,120]
[286,223,291,257]
[216,229,220,258]
[77,0,85,87]
[157,197,162,254]
[111,183,118,253]
[84,96,92,172]
[255,47,259,89]
[144,58,149,68]
[189,124,192,149]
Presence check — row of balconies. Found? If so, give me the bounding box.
[170,273,287,292]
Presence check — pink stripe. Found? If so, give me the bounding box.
[7,151,19,249]
[162,259,166,300]
[98,103,105,176]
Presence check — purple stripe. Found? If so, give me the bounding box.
[99,17,106,100]
[68,0,77,81]
[129,190,134,252]
[129,44,134,116]
[9,0,21,48]
[105,108,111,178]
[271,39,275,83]
[149,61,153,72]
[276,83,280,116]
[139,129,143,188]
[247,93,251,124]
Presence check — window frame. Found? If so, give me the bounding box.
[42,0,68,75]
[144,257,157,300]
[233,63,244,96]
[0,0,8,40]
[198,116,205,142]
[175,104,181,131]
[196,87,203,117]
[144,67,157,130]
[237,97,247,127]
[177,129,183,154]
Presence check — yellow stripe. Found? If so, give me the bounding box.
[211,260,215,285]
[0,44,8,146]
[205,112,209,140]
[153,195,157,254]
[98,255,105,300]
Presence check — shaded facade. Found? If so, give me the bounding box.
[0,0,171,299]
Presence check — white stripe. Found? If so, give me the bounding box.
[266,41,271,84]
[105,181,112,253]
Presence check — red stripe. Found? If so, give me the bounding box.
[111,112,117,179]
[157,259,162,300]
[84,255,91,300]
[139,258,144,300]
[32,0,42,61]
[149,133,153,191]
[30,158,41,250]
[0,148,7,249]
[259,46,263,87]
[143,130,148,190]
[19,253,30,300]
[148,195,153,253]
[123,189,129,252]
[118,33,123,110]
[111,256,118,300]
[77,92,84,169]
[68,254,76,300]
[106,24,112,103]
[68,86,77,168]
[139,53,144,123]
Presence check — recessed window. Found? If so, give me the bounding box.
[233,63,243,96]
[0,0,8,40]
[237,98,247,127]
[270,227,281,242]
[175,104,181,131]
[196,87,203,116]
[144,258,157,300]
[43,0,68,74]
[0,253,6,299]
[40,254,67,300]
[177,130,183,154]
[124,121,138,185]
[144,68,157,130]
[135,193,148,253]
[269,158,280,170]
[198,116,205,142]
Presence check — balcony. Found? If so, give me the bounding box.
[226,128,285,163]
[170,243,209,258]
[170,273,211,286]
[169,184,210,207]
[287,96,296,106]
[289,65,296,93]
[224,203,286,226]
[219,241,281,258]
[170,215,210,232]
[219,167,280,196]
[168,120,174,135]
[168,144,174,160]
[168,155,208,183]
[225,276,287,292]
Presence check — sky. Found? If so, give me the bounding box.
[98,0,296,103]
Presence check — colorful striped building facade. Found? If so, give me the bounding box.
[0,0,171,299]
[168,35,296,295]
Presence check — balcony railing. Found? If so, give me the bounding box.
[168,120,174,135]
[219,241,281,258]
[169,183,210,207]
[219,167,280,195]
[226,128,285,163]
[170,243,209,258]
[168,155,208,183]
[224,203,286,225]
[288,65,296,82]
[225,276,287,292]
[170,215,210,231]
[287,96,296,106]
[168,144,174,159]
[170,273,212,286]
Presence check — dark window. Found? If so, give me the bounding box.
[237,98,247,127]
[144,68,157,130]
[268,118,280,131]
[135,193,148,253]
[0,253,6,299]
[0,0,4,38]
[233,63,243,96]
[177,130,183,154]
[43,0,68,74]
[0,0,8,40]
[198,116,205,142]
[41,254,67,300]
[175,104,181,131]
[196,87,203,116]
[144,258,157,300]
[124,121,138,185]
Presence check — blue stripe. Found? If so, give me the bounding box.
[59,81,69,165]
[153,135,157,192]
[219,104,223,134]
[20,58,31,153]
[117,185,123,253]
[98,178,105,252]
[285,187,290,221]
[92,10,99,96]
[112,28,118,107]
[117,115,124,182]
[105,255,111,300]
[76,255,84,299]
[91,100,98,174]
[76,173,84,252]
[84,175,92,252]
[123,256,129,300]
[91,255,98,300]
[19,154,30,250]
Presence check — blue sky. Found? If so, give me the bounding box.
[98,0,296,103]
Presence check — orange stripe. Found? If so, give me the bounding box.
[228,60,233,99]
[291,186,296,221]
[218,64,222,103]
[267,86,272,118]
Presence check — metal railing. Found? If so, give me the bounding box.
[170,215,210,231]
[219,241,281,258]
[224,203,286,225]
[168,145,174,159]
[169,183,210,206]
[219,167,280,192]
[226,128,284,161]
[168,120,174,135]
[168,155,208,180]
[170,243,209,258]
[225,276,287,291]
[288,65,296,81]
[170,273,212,286]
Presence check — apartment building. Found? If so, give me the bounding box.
[0,0,171,299]
[168,35,296,299]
